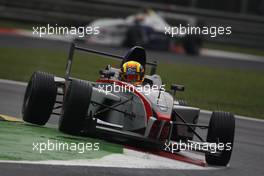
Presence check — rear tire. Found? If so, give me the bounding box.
[22,71,57,125]
[59,80,93,135]
[205,111,235,166]
[123,27,145,47]
[183,35,201,55]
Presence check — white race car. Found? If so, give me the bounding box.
[84,10,202,55]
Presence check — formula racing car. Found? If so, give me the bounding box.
[22,44,235,166]
[84,10,202,55]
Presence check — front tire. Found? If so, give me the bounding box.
[22,71,57,125]
[183,35,201,55]
[59,80,93,135]
[205,111,235,166]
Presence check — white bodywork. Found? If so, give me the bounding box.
[87,11,171,46]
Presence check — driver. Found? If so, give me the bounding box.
[120,61,145,85]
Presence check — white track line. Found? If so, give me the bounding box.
[0,78,263,122]
[0,79,27,86]
[200,110,264,123]
[201,49,264,63]
[15,29,72,42]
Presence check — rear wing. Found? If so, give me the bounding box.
[65,43,158,80]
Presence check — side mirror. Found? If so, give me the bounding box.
[171,84,184,96]
[171,84,185,91]
[150,61,157,75]
[99,70,115,78]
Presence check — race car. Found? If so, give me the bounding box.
[84,10,202,55]
[22,44,235,166]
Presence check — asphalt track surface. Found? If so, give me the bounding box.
[0,35,264,176]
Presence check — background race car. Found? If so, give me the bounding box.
[85,10,202,55]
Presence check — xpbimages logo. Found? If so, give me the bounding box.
[98,82,166,95]
[164,140,232,154]
[165,24,232,38]
[32,140,100,154]
[32,24,100,38]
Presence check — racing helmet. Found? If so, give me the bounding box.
[120,61,145,85]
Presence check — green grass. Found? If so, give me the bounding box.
[0,19,34,30]
[0,48,119,81]
[0,120,122,160]
[158,63,264,118]
[0,48,263,119]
